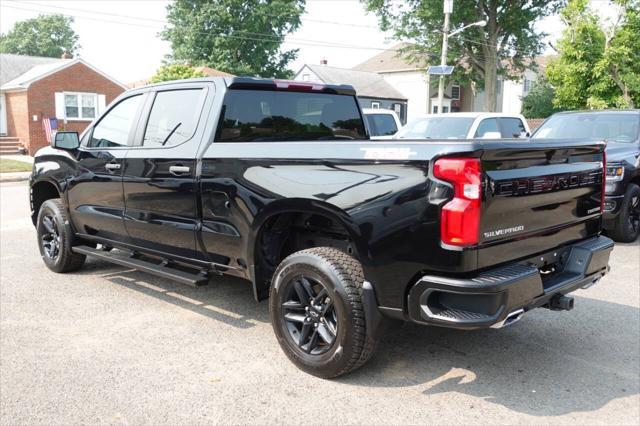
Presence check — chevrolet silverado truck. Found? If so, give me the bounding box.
[532,110,640,242]
[30,77,613,378]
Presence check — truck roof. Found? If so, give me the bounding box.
[131,76,357,96]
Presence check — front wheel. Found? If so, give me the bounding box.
[611,183,640,243]
[36,199,86,273]
[269,247,377,378]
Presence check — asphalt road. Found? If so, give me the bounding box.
[1,181,639,425]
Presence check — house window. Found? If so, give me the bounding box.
[451,85,460,100]
[64,92,97,120]
[371,101,380,109]
[524,78,535,93]
[302,73,310,81]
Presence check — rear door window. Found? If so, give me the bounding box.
[366,113,398,136]
[499,117,527,138]
[217,90,366,142]
[474,118,500,138]
[142,89,205,147]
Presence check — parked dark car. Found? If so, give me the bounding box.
[30,77,612,378]
[532,110,640,242]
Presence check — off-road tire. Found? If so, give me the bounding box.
[36,198,86,273]
[611,183,640,243]
[270,247,377,379]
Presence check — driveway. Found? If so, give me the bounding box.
[1,181,639,425]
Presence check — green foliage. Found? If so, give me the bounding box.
[161,0,305,79]
[522,77,561,118]
[362,0,562,111]
[0,14,79,58]
[149,64,206,83]
[546,0,640,109]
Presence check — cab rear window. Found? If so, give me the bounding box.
[216,89,367,142]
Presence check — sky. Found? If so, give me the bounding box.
[0,0,621,84]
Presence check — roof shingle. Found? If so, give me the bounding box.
[0,53,64,86]
[304,64,407,101]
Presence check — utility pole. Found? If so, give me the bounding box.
[437,0,453,114]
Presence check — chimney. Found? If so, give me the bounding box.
[61,52,73,59]
[320,57,328,66]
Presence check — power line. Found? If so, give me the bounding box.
[1,3,401,52]
[9,0,381,30]
[1,1,499,63]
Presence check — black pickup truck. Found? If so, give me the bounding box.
[30,77,613,378]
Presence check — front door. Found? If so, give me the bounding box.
[121,86,209,259]
[67,93,145,241]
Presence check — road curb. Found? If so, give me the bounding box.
[0,172,30,183]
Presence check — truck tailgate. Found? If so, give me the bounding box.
[477,141,605,266]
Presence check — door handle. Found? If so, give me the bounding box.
[169,165,190,176]
[105,163,121,171]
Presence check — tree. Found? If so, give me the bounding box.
[521,77,560,118]
[0,14,79,58]
[149,64,206,83]
[546,0,639,109]
[161,0,305,79]
[362,0,562,111]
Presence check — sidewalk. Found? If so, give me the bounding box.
[0,155,34,183]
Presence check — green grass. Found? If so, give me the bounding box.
[0,159,32,173]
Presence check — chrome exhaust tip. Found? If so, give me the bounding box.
[491,308,525,329]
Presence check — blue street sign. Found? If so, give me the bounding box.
[427,65,455,75]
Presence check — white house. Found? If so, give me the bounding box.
[352,44,552,118]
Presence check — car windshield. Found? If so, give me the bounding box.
[532,113,640,143]
[395,116,475,139]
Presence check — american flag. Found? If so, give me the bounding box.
[42,117,57,143]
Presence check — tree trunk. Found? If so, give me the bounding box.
[483,59,498,112]
[481,1,499,112]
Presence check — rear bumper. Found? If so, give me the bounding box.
[407,236,614,329]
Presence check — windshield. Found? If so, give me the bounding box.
[533,113,640,143]
[395,117,475,139]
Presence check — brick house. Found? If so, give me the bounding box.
[0,53,126,155]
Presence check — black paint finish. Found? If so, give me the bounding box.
[30,77,609,320]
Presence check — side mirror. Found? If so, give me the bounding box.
[53,131,80,150]
[480,131,502,139]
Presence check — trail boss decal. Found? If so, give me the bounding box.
[484,225,525,239]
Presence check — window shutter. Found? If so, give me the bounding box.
[97,94,106,114]
[54,92,65,119]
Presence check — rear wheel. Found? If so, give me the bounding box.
[37,199,86,272]
[611,183,640,243]
[269,247,377,378]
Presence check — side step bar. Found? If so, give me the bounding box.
[72,245,209,287]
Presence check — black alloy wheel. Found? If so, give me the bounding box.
[627,193,640,236]
[36,198,86,272]
[40,214,61,260]
[269,247,377,378]
[281,275,338,355]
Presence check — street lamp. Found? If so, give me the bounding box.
[436,0,486,114]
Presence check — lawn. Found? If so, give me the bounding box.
[0,159,32,173]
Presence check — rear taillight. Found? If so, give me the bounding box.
[601,150,606,213]
[433,158,482,247]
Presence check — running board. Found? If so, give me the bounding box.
[72,245,209,287]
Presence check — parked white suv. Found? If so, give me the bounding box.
[362,108,402,139]
[394,112,531,140]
